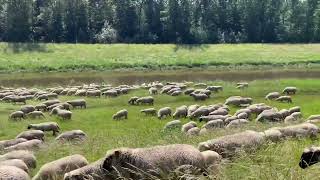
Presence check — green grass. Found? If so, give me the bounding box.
[1,79,320,179]
[1,43,320,72]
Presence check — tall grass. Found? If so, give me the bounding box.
[1,79,320,178]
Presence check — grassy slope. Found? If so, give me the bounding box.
[1,79,320,178]
[1,43,320,72]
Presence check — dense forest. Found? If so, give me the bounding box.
[1,0,320,44]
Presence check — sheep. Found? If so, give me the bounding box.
[101,144,207,179]
[190,93,209,101]
[20,105,35,114]
[261,129,283,142]
[206,86,223,92]
[66,99,86,109]
[149,87,158,95]
[164,120,182,130]
[9,111,25,120]
[27,122,60,136]
[184,88,195,95]
[248,103,272,114]
[171,90,182,96]
[189,106,210,119]
[158,107,172,119]
[224,116,239,125]
[265,92,280,100]
[4,139,43,152]
[226,119,249,128]
[136,96,154,105]
[112,109,128,120]
[284,115,297,124]
[55,130,87,142]
[186,127,201,136]
[47,103,71,111]
[64,159,109,180]
[12,96,27,105]
[256,109,282,122]
[307,115,320,121]
[16,130,44,141]
[86,90,101,97]
[35,104,47,111]
[237,112,249,119]
[198,130,265,157]
[173,105,188,118]
[0,159,29,173]
[36,94,49,101]
[282,87,297,95]
[140,108,157,116]
[0,150,37,169]
[209,108,229,116]
[27,111,45,119]
[102,90,118,97]
[276,96,292,103]
[33,154,89,180]
[43,99,61,107]
[299,146,320,169]
[225,96,252,106]
[188,104,200,116]
[0,138,28,149]
[202,119,224,130]
[181,121,197,133]
[289,106,301,114]
[201,150,221,170]
[199,115,229,123]
[272,123,319,138]
[50,108,72,120]
[236,82,249,89]
[128,96,139,105]
[0,165,30,180]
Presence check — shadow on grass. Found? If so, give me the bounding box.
[4,43,50,53]
[173,44,209,52]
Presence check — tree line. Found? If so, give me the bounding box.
[1,0,320,44]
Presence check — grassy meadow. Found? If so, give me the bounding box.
[1,79,320,179]
[1,43,320,72]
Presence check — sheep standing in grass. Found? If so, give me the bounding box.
[12,96,27,105]
[43,99,61,107]
[188,104,200,116]
[198,130,265,157]
[157,107,172,119]
[4,139,43,152]
[0,150,37,169]
[0,159,29,173]
[282,87,297,95]
[112,109,128,120]
[299,146,320,169]
[0,165,30,180]
[164,120,182,130]
[27,111,45,119]
[140,108,157,116]
[101,144,207,179]
[9,111,25,120]
[276,96,292,103]
[50,107,72,120]
[20,105,35,114]
[272,123,319,138]
[16,130,44,141]
[55,130,87,142]
[35,104,47,111]
[0,138,28,149]
[66,99,86,109]
[173,105,188,118]
[33,154,88,180]
[128,96,139,105]
[136,96,154,105]
[289,106,301,114]
[149,87,158,95]
[190,93,209,101]
[182,121,197,133]
[27,122,60,136]
[265,92,280,100]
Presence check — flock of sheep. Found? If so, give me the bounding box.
[0,82,319,179]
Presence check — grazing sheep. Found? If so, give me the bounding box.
[102,90,118,97]
[199,115,229,123]
[186,127,201,136]
[158,107,172,119]
[4,139,43,152]
[27,111,45,119]
[55,130,87,142]
[112,109,128,120]
[190,93,209,101]
[171,90,182,96]
[43,99,61,107]
[198,130,265,157]
[206,86,223,92]
[173,105,188,118]
[33,154,89,180]
[12,96,27,105]
[27,122,60,136]
[164,120,182,130]
[201,150,221,168]
[16,130,44,141]
[0,165,30,180]
[209,108,229,116]
[307,115,320,121]
[181,121,197,133]
[140,108,157,116]
[282,87,297,95]
[236,82,249,89]
[50,108,72,120]
[188,104,200,116]
[261,129,283,142]
[128,96,139,105]
[35,104,47,111]
[66,99,86,109]
[299,146,320,169]
[0,150,37,169]
[276,96,292,103]
[149,87,158,95]
[0,159,29,173]
[20,105,35,114]
[265,92,281,100]
[136,96,154,105]
[284,115,297,124]
[237,112,249,119]
[272,123,319,138]
[291,112,302,119]
[248,103,272,115]
[9,111,25,120]
[202,120,224,130]
[189,106,210,119]
[47,103,71,111]
[184,88,195,95]
[101,144,206,179]
[36,94,49,101]
[256,109,281,122]
[289,106,301,114]
[226,119,249,128]
[86,90,101,97]
[64,159,109,180]
[224,116,239,125]
[0,138,28,149]
[225,96,252,106]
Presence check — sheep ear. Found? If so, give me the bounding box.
[114,150,121,158]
